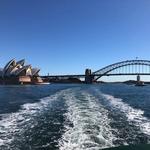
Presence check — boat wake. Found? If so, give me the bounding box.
[59,88,118,150]
[1,86,150,149]
[0,90,66,149]
[101,93,150,136]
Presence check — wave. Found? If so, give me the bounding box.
[0,90,66,148]
[101,93,150,136]
[59,89,118,150]
[1,86,149,149]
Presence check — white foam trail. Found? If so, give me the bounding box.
[102,93,150,136]
[0,90,66,147]
[59,89,117,150]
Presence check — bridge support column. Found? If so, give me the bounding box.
[137,75,140,83]
[136,75,144,85]
[85,69,94,84]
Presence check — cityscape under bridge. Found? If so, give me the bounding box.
[41,60,150,83]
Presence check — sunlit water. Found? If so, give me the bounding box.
[0,83,150,150]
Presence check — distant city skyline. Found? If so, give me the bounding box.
[0,0,150,81]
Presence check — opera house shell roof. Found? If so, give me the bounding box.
[0,59,40,77]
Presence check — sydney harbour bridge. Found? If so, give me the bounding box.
[41,60,150,83]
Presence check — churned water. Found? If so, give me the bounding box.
[0,83,150,150]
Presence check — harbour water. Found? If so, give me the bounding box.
[0,83,150,150]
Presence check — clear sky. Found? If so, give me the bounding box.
[0,0,150,79]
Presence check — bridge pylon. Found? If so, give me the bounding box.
[85,69,94,84]
[137,75,140,83]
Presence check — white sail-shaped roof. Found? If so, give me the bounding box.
[16,59,25,66]
[0,68,3,77]
[14,65,31,76]
[9,64,22,75]
[31,68,40,76]
[3,59,16,76]
[1,58,41,77]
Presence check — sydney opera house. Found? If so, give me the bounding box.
[0,59,44,84]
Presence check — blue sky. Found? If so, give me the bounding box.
[0,0,150,80]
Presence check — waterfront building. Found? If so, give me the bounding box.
[0,59,43,84]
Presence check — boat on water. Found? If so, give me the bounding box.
[135,81,146,86]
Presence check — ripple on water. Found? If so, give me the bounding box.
[59,89,118,150]
[102,93,150,136]
[0,90,67,149]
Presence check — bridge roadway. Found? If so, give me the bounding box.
[41,73,150,78]
[40,60,150,83]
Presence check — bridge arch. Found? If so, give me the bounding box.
[93,60,150,81]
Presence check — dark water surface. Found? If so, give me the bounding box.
[0,83,150,150]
